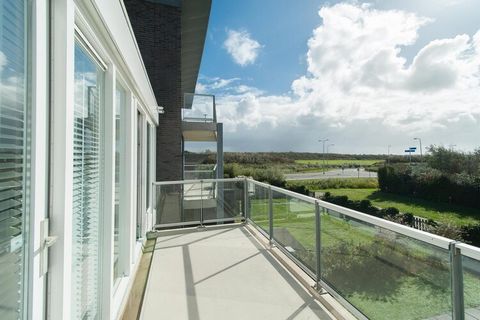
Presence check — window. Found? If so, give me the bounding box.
[0,1,29,319]
[113,83,125,285]
[72,40,104,319]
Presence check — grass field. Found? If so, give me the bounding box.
[295,159,384,166]
[318,188,480,227]
[248,196,480,319]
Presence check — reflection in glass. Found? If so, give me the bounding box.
[0,1,28,319]
[113,83,125,285]
[320,210,452,319]
[72,42,104,319]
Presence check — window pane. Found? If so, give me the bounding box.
[0,1,29,319]
[72,42,104,319]
[113,83,125,284]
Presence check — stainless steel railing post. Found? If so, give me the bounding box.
[200,180,204,226]
[450,242,465,320]
[243,178,248,222]
[268,186,273,243]
[315,201,322,290]
[151,182,155,230]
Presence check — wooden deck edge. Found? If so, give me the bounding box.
[119,239,156,320]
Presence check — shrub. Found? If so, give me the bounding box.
[431,224,463,241]
[461,224,480,247]
[223,163,286,187]
[378,164,480,209]
[287,178,378,190]
[381,207,400,218]
[285,184,310,196]
[401,213,415,226]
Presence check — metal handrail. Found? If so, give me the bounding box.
[247,178,453,249]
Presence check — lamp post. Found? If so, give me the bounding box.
[318,139,329,175]
[414,137,423,161]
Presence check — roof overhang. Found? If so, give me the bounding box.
[181,0,212,96]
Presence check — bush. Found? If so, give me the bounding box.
[287,178,378,190]
[223,163,286,187]
[401,213,415,226]
[431,224,464,241]
[285,184,310,196]
[461,224,480,247]
[380,207,400,218]
[378,165,480,209]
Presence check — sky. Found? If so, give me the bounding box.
[196,0,480,154]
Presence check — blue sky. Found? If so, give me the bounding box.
[200,0,321,94]
[196,0,480,154]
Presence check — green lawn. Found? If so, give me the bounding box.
[296,159,384,166]
[318,188,480,227]
[248,196,480,319]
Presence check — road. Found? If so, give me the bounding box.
[285,168,377,181]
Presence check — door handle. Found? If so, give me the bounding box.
[40,219,57,275]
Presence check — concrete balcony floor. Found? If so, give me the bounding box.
[140,225,350,320]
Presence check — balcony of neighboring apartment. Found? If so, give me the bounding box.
[182,93,220,142]
[121,178,480,320]
[182,93,223,181]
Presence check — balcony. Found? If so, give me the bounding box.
[131,178,480,320]
[182,93,218,142]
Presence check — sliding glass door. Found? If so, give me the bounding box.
[0,1,29,319]
[72,40,104,319]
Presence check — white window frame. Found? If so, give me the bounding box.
[48,1,159,319]
[26,0,51,319]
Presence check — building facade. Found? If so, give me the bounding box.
[0,0,209,319]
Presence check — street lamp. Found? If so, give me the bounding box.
[414,137,423,160]
[318,139,329,175]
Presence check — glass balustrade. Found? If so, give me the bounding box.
[151,177,480,319]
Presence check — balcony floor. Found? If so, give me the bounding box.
[140,225,338,320]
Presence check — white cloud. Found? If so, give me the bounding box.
[205,3,480,152]
[223,29,262,66]
[195,76,240,93]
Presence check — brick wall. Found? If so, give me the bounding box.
[124,0,183,181]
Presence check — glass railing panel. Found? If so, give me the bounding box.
[184,170,215,180]
[320,207,452,320]
[182,181,203,224]
[154,183,201,227]
[459,245,480,319]
[271,189,317,275]
[248,183,270,234]
[204,180,245,223]
[182,93,215,122]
